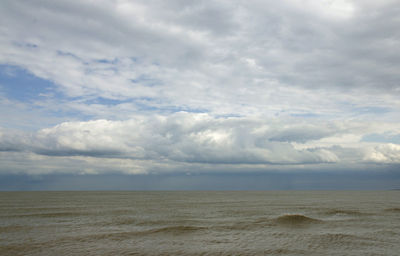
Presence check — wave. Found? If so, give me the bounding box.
[72,225,207,241]
[0,225,33,233]
[95,218,137,226]
[310,233,370,248]
[264,248,307,255]
[323,209,367,216]
[11,212,89,218]
[222,215,322,229]
[107,209,136,215]
[372,230,400,236]
[317,233,361,241]
[146,225,207,235]
[135,219,176,226]
[274,214,322,226]
[215,221,259,231]
[113,218,136,226]
[384,207,400,213]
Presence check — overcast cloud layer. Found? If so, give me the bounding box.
[0,0,400,176]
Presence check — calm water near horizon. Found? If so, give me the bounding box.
[1,191,399,255]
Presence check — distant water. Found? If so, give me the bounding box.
[1,191,399,256]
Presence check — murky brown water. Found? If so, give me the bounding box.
[1,191,399,255]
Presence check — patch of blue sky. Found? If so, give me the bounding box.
[274,109,320,118]
[79,96,196,113]
[290,112,320,118]
[43,105,95,122]
[84,97,131,106]
[12,41,38,48]
[95,58,119,64]
[130,75,162,87]
[164,106,208,113]
[336,100,391,116]
[354,106,391,115]
[361,133,400,144]
[0,64,60,102]
[215,113,243,118]
[56,50,80,59]
[133,99,208,114]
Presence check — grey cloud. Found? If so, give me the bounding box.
[149,0,238,35]
[243,1,400,94]
[268,124,337,143]
[2,0,206,67]
[2,0,399,115]
[0,142,22,152]
[0,128,27,152]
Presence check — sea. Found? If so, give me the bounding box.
[0,191,399,256]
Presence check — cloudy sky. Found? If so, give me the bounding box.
[1,0,400,190]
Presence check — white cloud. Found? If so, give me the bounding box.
[363,144,400,164]
[1,113,400,174]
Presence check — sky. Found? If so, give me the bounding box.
[0,0,400,190]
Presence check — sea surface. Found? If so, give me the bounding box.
[0,191,399,255]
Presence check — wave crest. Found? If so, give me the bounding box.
[275,214,321,226]
[324,209,367,216]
